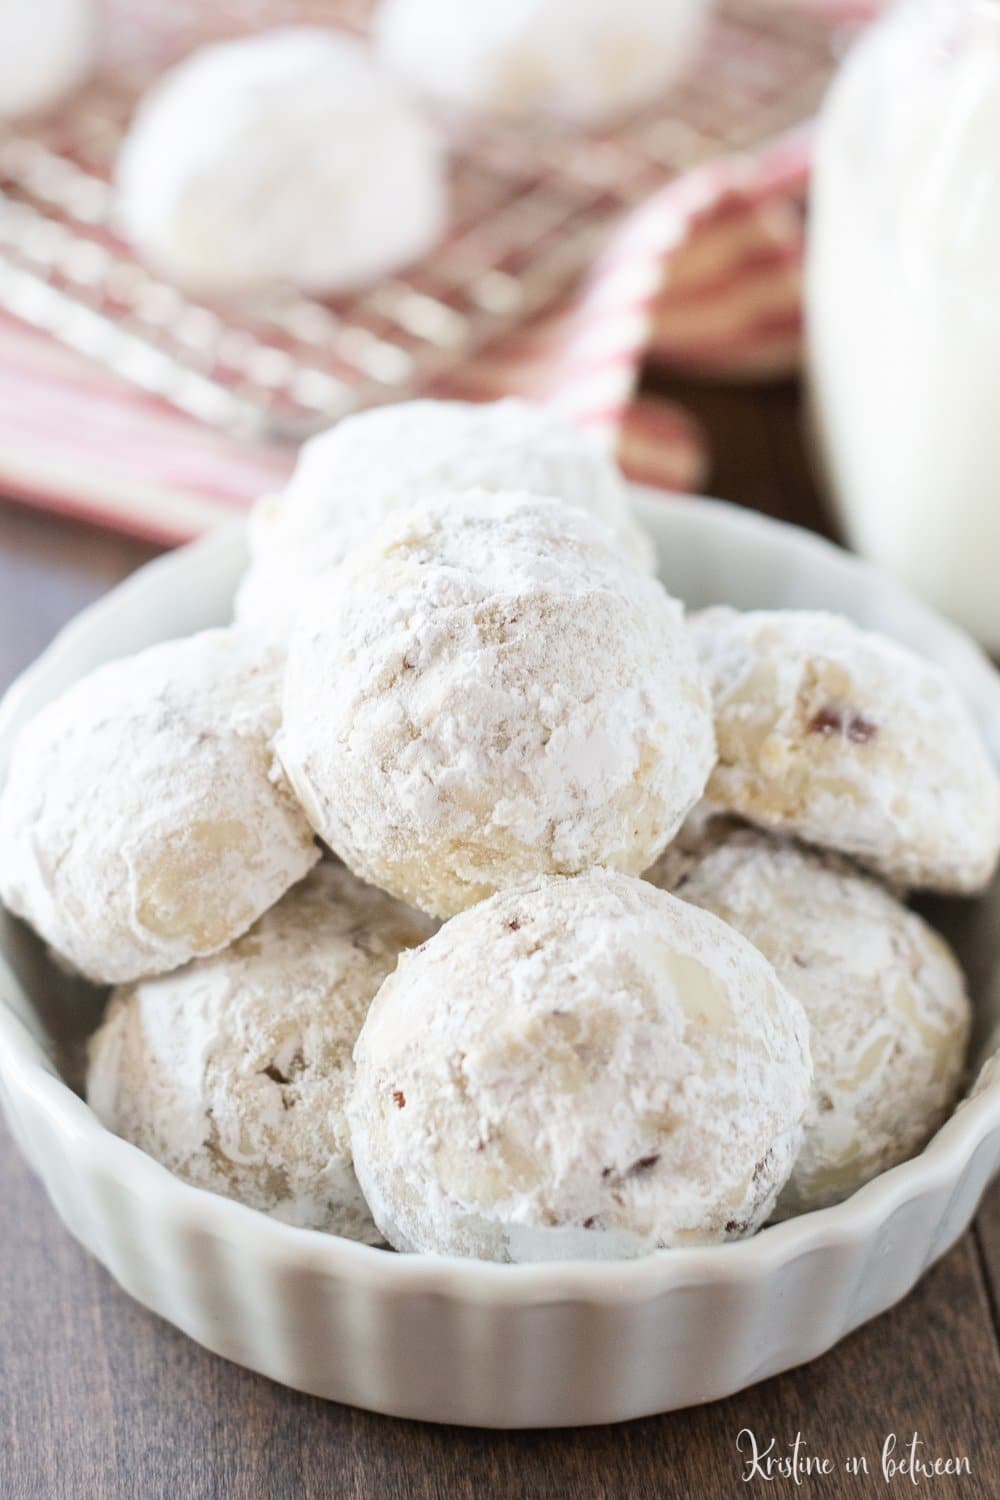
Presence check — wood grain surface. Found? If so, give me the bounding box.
[0,380,997,1500]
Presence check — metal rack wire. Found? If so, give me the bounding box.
[0,0,844,444]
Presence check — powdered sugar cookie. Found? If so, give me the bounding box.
[0,628,319,983]
[375,0,710,126]
[692,608,1000,893]
[116,29,445,296]
[660,829,972,1214]
[0,0,95,117]
[235,399,654,634]
[279,490,714,917]
[348,868,812,1259]
[87,862,435,1238]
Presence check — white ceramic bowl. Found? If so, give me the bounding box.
[1,492,999,1429]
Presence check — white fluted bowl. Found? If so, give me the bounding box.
[1,493,998,1428]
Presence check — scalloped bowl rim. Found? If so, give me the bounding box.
[0,491,997,1307]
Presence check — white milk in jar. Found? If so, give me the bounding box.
[806,0,1000,649]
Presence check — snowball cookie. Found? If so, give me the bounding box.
[656,830,972,1215]
[235,398,655,635]
[375,0,711,127]
[0,0,95,117]
[349,869,812,1260]
[279,490,715,917]
[87,861,436,1237]
[115,29,446,297]
[691,608,1000,894]
[0,629,319,984]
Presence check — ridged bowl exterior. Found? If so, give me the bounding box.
[1,495,998,1427]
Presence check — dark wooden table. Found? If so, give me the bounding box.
[1,380,997,1499]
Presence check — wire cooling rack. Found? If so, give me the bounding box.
[0,0,846,443]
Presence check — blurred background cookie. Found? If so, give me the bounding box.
[116,28,446,296]
[374,0,711,126]
[0,0,95,117]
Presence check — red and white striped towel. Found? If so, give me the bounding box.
[450,127,812,492]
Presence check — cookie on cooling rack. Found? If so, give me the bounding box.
[115,28,446,296]
[348,868,812,1260]
[690,607,1000,893]
[234,398,655,635]
[374,0,710,126]
[655,828,972,1215]
[278,489,715,917]
[87,861,436,1239]
[0,0,95,117]
[0,628,319,984]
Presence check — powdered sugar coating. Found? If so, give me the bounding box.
[0,628,319,983]
[116,29,445,296]
[348,868,812,1260]
[279,490,715,917]
[87,862,436,1238]
[656,829,972,1214]
[0,0,95,117]
[235,399,655,635]
[374,0,710,126]
[692,607,1000,893]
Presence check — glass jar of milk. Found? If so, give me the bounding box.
[806,0,1000,650]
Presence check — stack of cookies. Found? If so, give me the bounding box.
[1,399,995,1261]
